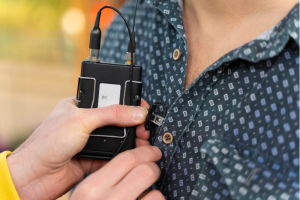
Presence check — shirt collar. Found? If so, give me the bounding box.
[209,3,299,70]
[200,3,299,76]
[143,0,299,70]
[144,0,187,45]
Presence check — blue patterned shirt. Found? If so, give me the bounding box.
[99,1,299,199]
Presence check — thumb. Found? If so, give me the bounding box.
[71,105,148,133]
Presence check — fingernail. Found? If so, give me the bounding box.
[152,146,162,158]
[131,106,147,121]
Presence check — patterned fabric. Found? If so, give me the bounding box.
[99,1,299,199]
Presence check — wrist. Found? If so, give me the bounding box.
[7,150,40,200]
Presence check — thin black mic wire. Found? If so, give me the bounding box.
[97,6,134,87]
[95,6,135,157]
[132,0,138,33]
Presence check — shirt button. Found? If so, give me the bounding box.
[163,132,173,144]
[173,49,181,61]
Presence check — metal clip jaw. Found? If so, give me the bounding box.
[149,114,164,126]
[144,102,167,131]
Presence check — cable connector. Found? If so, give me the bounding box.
[86,13,101,62]
[126,32,135,64]
[126,52,135,64]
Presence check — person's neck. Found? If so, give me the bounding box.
[183,0,298,39]
[182,0,298,90]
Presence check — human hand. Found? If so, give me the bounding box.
[71,145,164,200]
[7,97,153,200]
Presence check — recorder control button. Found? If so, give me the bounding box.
[173,49,181,61]
[163,132,173,144]
[79,89,85,95]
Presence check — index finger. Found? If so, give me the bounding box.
[140,98,150,109]
[83,146,162,187]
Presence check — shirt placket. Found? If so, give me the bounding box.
[146,0,226,192]
[152,37,187,190]
[154,65,227,192]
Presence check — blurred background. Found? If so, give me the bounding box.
[0,0,127,199]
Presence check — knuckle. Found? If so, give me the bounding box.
[57,98,68,107]
[120,151,138,166]
[109,105,124,119]
[61,97,72,104]
[138,163,159,180]
[142,146,160,160]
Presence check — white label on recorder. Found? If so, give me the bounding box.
[98,83,121,108]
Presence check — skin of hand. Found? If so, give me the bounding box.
[70,145,164,200]
[6,97,163,200]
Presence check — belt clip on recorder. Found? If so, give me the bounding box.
[76,1,142,160]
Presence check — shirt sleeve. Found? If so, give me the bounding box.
[0,151,20,200]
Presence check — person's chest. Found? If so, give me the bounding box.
[99,1,299,199]
[134,11,299,200]
[144,37,299,199]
